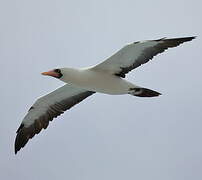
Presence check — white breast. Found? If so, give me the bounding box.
[60,68,136,94]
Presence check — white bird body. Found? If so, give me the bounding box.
[59,67,137,94]
[14,36,196,154]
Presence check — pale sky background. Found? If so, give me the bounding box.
[0,0,201,180]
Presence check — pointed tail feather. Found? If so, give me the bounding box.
[129,88,161,97]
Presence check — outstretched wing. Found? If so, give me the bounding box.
[92,37,195,78]
[15,84,95,154]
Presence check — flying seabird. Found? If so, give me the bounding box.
[15,37,195,154]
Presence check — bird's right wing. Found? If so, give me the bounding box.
[92,37,195,78]
[15,84,95,154]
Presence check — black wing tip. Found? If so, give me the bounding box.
[155,36,196,49]
[182,36,197,40]
[162,36,196,42]
[15,147,19,154]
[134,36,196,44]
[15,129,27,154]
[15,138,21,154]
[15,123,25,154]
[14,122,43,154]
[183,36,197,42]
[188,36,197,40]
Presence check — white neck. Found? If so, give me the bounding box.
[60,67,83,84]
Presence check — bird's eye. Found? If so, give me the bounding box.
[54,69,61,73]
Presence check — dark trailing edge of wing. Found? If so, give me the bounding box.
[115,37,196,78]
[15,91,95,154]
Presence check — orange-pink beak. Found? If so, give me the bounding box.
[41,70,60,78]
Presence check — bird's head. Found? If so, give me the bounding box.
[41,68,63,79]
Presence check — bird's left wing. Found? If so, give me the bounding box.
[15,84,95,154]
[92,37,195,78]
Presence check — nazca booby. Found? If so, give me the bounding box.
[15,37,195,154]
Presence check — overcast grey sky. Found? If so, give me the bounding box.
[0,0,201,179]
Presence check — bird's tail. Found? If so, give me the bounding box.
[128,87,161,97]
